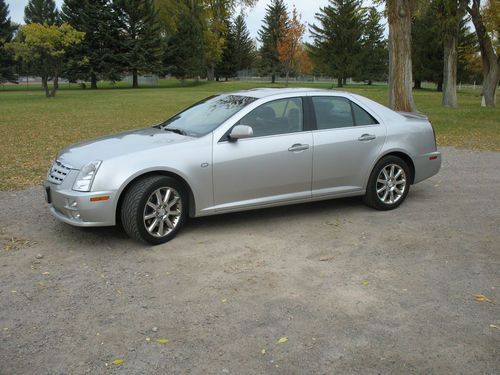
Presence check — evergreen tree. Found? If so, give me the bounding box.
[114,0,163,88]
[61,0,122,88]
[0,0,17,83]
[24,0,60,25]
[355,7,387,85]
[165,9,204,79]
[215,18,238,81]
[310,0,364,87]
[258,0,288,83]
[412,4,443,90]
[233,14,255,71]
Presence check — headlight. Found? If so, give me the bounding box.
[73,161,102,192]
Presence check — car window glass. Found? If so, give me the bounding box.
[239,98,303,137]
[312,97,354,129]
[351,102,378,125]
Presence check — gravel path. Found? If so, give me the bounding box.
[0,147,499,375]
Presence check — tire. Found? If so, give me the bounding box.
[121,175,188,245]
[363,155,411,210]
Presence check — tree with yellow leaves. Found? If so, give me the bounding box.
[277,6,305,86]
[8,23,84,97]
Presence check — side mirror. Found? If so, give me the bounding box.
[229,125,253,141]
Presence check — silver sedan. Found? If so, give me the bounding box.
[44,88,441,244]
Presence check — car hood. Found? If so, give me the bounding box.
[57,127,193,169]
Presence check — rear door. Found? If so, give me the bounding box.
[310,96,386,197]
[212,97,313,211]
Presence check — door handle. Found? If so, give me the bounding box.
[288,143,309,152]
[358,134,376,141]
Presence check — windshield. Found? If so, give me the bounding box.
[159,94,257,137]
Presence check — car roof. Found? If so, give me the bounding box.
[227,87,350,99]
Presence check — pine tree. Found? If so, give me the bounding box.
[310,0,364,87]
[258,0,288,83]
[165,8,204,80]
[233,14,255,71]
[24,0,60,25]
[0,0,17,83]
[61,0,122,88]
[356,7,387,85]
[114,0,163,88]
[215,18,238,81]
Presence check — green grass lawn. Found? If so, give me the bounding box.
[0,80,498,190]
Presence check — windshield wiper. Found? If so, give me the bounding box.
[162,127,187,136]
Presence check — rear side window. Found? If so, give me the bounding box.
[312,96,378,130]
[312,97,353,129]
[351,102,378,125]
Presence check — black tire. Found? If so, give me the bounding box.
[363,155,411,210]
[121,175,188,245]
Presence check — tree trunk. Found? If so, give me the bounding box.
[41,75,48,93]
[437,80,443,92]
[442,32,458,107]
[414,79,422,89]
[387,0,416,112]
[467,0,499,107]
[90,73,98,89]
[271,72,276,84]
[49,73,58,97]
[342,77,347,86]
[132,69,139,88]
[285,70,289,87]
[337,77,343,88]
[207,64,215,81]
[367,79,373,85]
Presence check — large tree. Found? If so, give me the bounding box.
[61,0,122,88]
[24,0,60,25]
[8,23,84,97]
[310,0,365,87]
[114,0,163,88]
[233,14,255,71]
[386,0,417,112]
[463,0,498,106]
[277,6,305,86]
[215,18,238,80]
[165,7,204,79]
[258,0,288,83]
[0,0,17,84]
[356,7,388,85]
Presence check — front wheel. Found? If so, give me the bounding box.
[364,156,411,210]
[121,176,188,244]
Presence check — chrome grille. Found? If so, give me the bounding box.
[48,160,73,185]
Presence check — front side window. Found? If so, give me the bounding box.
[238,97,303,138]
[160,94,256,137]
[312,96,379,130]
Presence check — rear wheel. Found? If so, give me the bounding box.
[364,156,411,210]
[121,176,188,244]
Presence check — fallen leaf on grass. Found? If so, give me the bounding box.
[112,359,124,365]
[42,272,50,276]
[156,339,171,343]
[277,337,288,344]
[319,256,334,262]
[361,280,369,286]
[489,324,499,329]
[261,349,266,354]
[474,294,496,304]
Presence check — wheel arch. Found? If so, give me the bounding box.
[372,150,416,185]
[115,170,196,226]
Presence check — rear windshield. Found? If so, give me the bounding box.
[159,94,257,137]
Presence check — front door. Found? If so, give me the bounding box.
[213,97,313,212]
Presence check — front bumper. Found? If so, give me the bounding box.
[43,181,117,227]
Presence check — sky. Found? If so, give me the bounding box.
[6,0,383,42]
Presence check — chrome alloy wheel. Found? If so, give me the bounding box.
[143,187,182,238]
[376,164,407,204]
